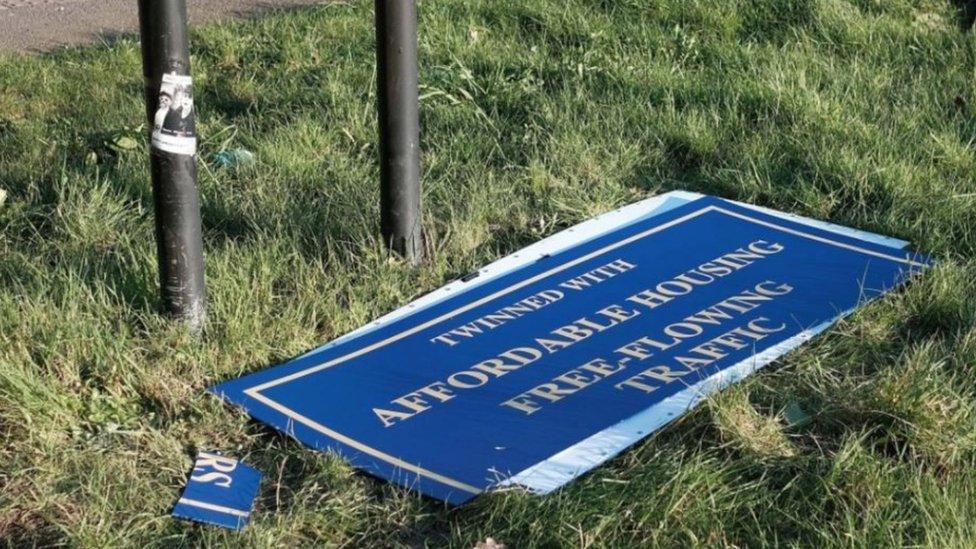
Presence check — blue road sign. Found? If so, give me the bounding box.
[212,195,929,504]
[173,452,262,530]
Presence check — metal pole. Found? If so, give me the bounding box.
[137,0,207,332]
[376,0,423,263]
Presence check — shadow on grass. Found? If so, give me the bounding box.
[951,0,976,30]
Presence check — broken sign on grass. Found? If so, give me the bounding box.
[211,192,930,504]
[173,452,261,530]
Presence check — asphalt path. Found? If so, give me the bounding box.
[0,0,325,52]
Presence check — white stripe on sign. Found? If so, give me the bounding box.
[177,497,250,518]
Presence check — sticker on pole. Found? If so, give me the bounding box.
[151,73,197,156]
[211,194,930,504]
[172,452,261,530]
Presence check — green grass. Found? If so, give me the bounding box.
[2,0,976,545]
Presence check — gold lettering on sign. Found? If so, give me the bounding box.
[501,359,627,415]
[373,240,791,427]
[190,453,239,488]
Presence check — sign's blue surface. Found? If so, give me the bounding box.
[173,452,262,530]
[212,196,929,504]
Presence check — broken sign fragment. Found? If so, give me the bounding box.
[172,452,261,530]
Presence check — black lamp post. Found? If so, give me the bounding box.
[137,0,207,332]
[376,0,424,264]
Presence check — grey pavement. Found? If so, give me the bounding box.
[0,0,326,52]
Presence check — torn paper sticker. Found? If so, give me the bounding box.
[152,73,197,156]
